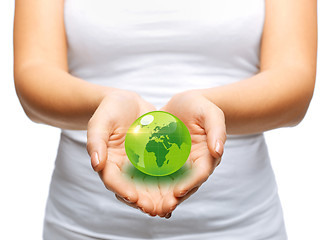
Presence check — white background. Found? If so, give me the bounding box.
[1,1,326,239]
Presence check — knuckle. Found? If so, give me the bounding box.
[221,131,227,144]
[175,187,189,198]
[86,140,94,156]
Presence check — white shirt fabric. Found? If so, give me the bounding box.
[43,0,288,239]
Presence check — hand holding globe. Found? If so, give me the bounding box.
[155,89,226,217]
[87,89,226,218]
[87,89,160,215]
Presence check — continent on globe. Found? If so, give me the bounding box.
[125,111,191,176]
[129,151,140,165]
[145,122,183,168]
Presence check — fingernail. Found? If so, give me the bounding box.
[123,197,132,203]
[91,152,100,170]
[215,140,224,156]
[165,213,172,219]
[179,190,187,197]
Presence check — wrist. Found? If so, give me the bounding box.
[195,87,214,100]
[177,88,212,103]
[102,88,141,103]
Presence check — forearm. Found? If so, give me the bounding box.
[14,62,115,130]
[201,67,315,135]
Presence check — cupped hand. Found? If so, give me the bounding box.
[156,89,227,217]
[87,89,161,216]
[86,88,226,219]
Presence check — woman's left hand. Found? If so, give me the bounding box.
[156,89,227,217]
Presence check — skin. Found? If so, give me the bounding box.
[14,0,317,219]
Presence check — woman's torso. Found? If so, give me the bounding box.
[43,1,287,239]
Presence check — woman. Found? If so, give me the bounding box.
[13,0,317,239]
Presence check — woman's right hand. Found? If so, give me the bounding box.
[86,89,160,216]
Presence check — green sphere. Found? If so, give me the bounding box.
[125,111,191,176]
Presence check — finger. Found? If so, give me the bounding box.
[158,175,179,217]
[176,186,199,206]
[163,186,200,220]
[162,185,200,218]
[116,193,156,217]
[137,194,156,216]
[161,193,179,217]
[100,161,138,204]
[162,186,200,219]
[133,176,157,216]
[87,111,114,172]
[115,194,138,209]
[144,177,163,217]
[201,104,227,159]
[173,160,211,198]
[161,173,185,215]
[137,175,161,217]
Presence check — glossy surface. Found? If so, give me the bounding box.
[125,111,191,176]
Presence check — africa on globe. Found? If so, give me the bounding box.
[124,111,191,176]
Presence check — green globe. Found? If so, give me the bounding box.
[124,111,191,176]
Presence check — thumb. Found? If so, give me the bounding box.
[202,105,227,159]
[87,114,114,172]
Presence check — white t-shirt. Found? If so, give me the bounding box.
[43,0,288,239]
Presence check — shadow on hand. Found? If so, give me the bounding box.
[123,164,191,186]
